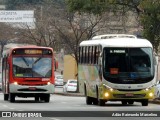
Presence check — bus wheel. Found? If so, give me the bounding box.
[10,93,15,103]
[121,101,127,105]
[44,94,50,103]
[86,96,92,105]
[93,98,98,105]
[96,88,105,106]
[141,100,148,106]
[35,96,39,102]
[4,94,9,101]
[98,99,105,106]
[128,101,134,105]
[40,96,45,101]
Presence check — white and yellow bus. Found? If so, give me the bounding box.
[78,34,157,106]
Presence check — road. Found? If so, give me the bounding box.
[0,72,159,120]
[0,87,160,120]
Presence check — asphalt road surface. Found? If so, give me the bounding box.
[0,90,160,120]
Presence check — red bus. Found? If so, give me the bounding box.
[2,45,55,102]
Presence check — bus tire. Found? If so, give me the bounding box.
[44,94,50,103]
[141,100,148,106]
[122,101,127,105]
[10,93,15,103]
[98,99,105,106]
[35,96,39,102]
[86,96,92,105]
[93,98,98,105]
[84,84,92,105]
[84,84,87,96]
[4,94,9,101]
[128,101,134,105]
[96,87,105,106]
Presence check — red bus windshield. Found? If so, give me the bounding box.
[13,57,52,78]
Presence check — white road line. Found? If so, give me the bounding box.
[50,118,61,120]
[90,107,98,109]
[61,102,67,104]
[74,105,81,107]
[2,104,16,110]
[18,110,24,111]
[3,105,8,108]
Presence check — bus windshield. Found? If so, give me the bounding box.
[13,57,52,78]
[103,47,154,84]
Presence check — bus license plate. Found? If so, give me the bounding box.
[29,87,36,90]
[125,93,134,97]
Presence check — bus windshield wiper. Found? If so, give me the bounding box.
[21,57,29,66]
[33,57,42,64]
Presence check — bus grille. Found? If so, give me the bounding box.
[18,83,47,86]
[113,94,146,98]
[117,89,143,92]
[18,88,47,92]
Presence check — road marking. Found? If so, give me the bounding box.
[61,102,67,104]
[90,107,98,109]
[74,105,81,107]
[2,104,15,110]
[50,118,61,120]
[3,105,8,108]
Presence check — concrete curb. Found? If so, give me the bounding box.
[150,99,160,104]
[54,92,84,97]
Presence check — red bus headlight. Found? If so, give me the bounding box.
[14,82,18,85]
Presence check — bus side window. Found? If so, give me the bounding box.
[96,46,99,64]
[92,46,95,64]
[83,47,86,64]
[89,46,93,64]
[88,46,90,64]
[94,46,97,64]
[79,47,82,64]
[86,46,88,64]
[78,47,80,63]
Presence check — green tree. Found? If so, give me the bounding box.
[67,0,108,14]
[139,0,160,53]
[66,0,141,14]
[66,0,160,53]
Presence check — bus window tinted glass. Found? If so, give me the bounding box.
[103,47,154,84]
[130,48,152,73]
[13,57,52,77]
[104,48,128,72]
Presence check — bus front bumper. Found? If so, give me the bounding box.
[9,83,54,94]
[100,88,155,100]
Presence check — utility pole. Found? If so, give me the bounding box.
[0,40,7,59]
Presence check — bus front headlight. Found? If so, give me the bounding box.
[14,82,18,85]
[110,88,113,92]
[104,92,109,97]
[144,85,154,91]
[149,92,153,97]
[47,82,51,85]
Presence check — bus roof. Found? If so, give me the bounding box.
[80,37,153,48]
[2,44,53,57]
[92,34,137,40]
